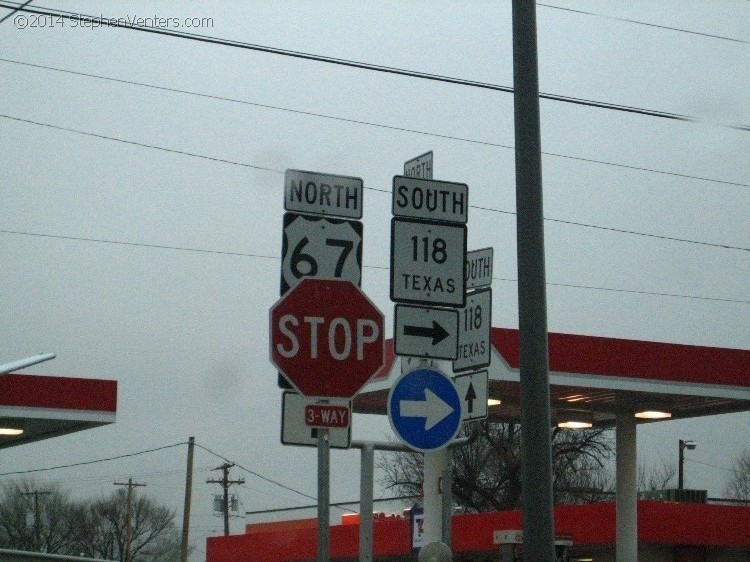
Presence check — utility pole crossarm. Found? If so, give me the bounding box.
[22,490,51,551]
[114,478,146,562]
[207,463,245,536]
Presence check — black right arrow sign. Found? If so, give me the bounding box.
[403,320,450,346]
[394,305,459,360]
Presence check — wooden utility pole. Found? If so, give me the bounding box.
[207,463,245,536]
[180,437,195,562]
[22,490,51,550]
[114,478,146,562]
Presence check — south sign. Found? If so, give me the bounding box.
[392,176,468,224]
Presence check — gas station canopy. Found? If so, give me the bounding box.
[354,328,750,425]
[0,374,117,450]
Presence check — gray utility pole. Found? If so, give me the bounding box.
[114,478,146,562]
[181,437,195,562]
[22,490,51,550]
[512,0,556,560]
[207,463,245,536]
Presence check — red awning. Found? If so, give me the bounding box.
[0,374,117,449]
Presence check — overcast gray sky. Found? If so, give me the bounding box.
[1,1,748,559]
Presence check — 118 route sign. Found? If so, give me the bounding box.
[390,218,467,308]
[270,278,385,399]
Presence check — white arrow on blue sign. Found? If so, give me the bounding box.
[387,368,462,452]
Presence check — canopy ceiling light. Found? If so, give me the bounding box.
[634,409,672,419]
[633,402,672,419]
[0,428,24,436]
[556,411,593,429]
[487,398,502,407]
[561,394,588,403]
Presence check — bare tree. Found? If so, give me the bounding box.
[0,478,79,554]
[637,460,676,492]
[75,489,181,562]
[0,478,181,561]
[723,449,750,501]
[379,421,614,512]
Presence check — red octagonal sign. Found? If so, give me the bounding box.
[270,278,385,399]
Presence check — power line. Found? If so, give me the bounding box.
[0,58,514,151]
[685,458,733,472]
[1,229,747,305]
[195,442,359,514]
[537,3,750,45]
[245,494,421,516]
[1,2,747,131]
[0,0,32,24]
[0,114,282,174]
[1,114,747,252]
[3,58,748,189]
[193,442,322,506]
[0,442,187,477]
[0,227,280,260]
[539,280,749,305]
[0,439,330,519]
[542,216,749,252]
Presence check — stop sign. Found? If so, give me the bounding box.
[270,278,385,398]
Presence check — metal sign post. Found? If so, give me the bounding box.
[274,168,379,562]
[317,428,330,562]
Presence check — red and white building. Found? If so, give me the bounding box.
[209,328,749,561]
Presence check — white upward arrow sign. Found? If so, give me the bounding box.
[400,388,455,430]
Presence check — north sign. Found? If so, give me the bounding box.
[453,287,492,373]
[270,278,384,399]
[284,169,363,219]
[392,176,468,223]
[394,305,458,360]
[280,212,362,295]
[403,151,433,180]
[390,218,467,308]
[388,368,462,452]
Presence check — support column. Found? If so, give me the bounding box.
[441,449,452,546]
[423,449,445,545]
[616,412,638,562]
[359,443,374,562]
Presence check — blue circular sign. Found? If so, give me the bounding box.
[388,368,462,452]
